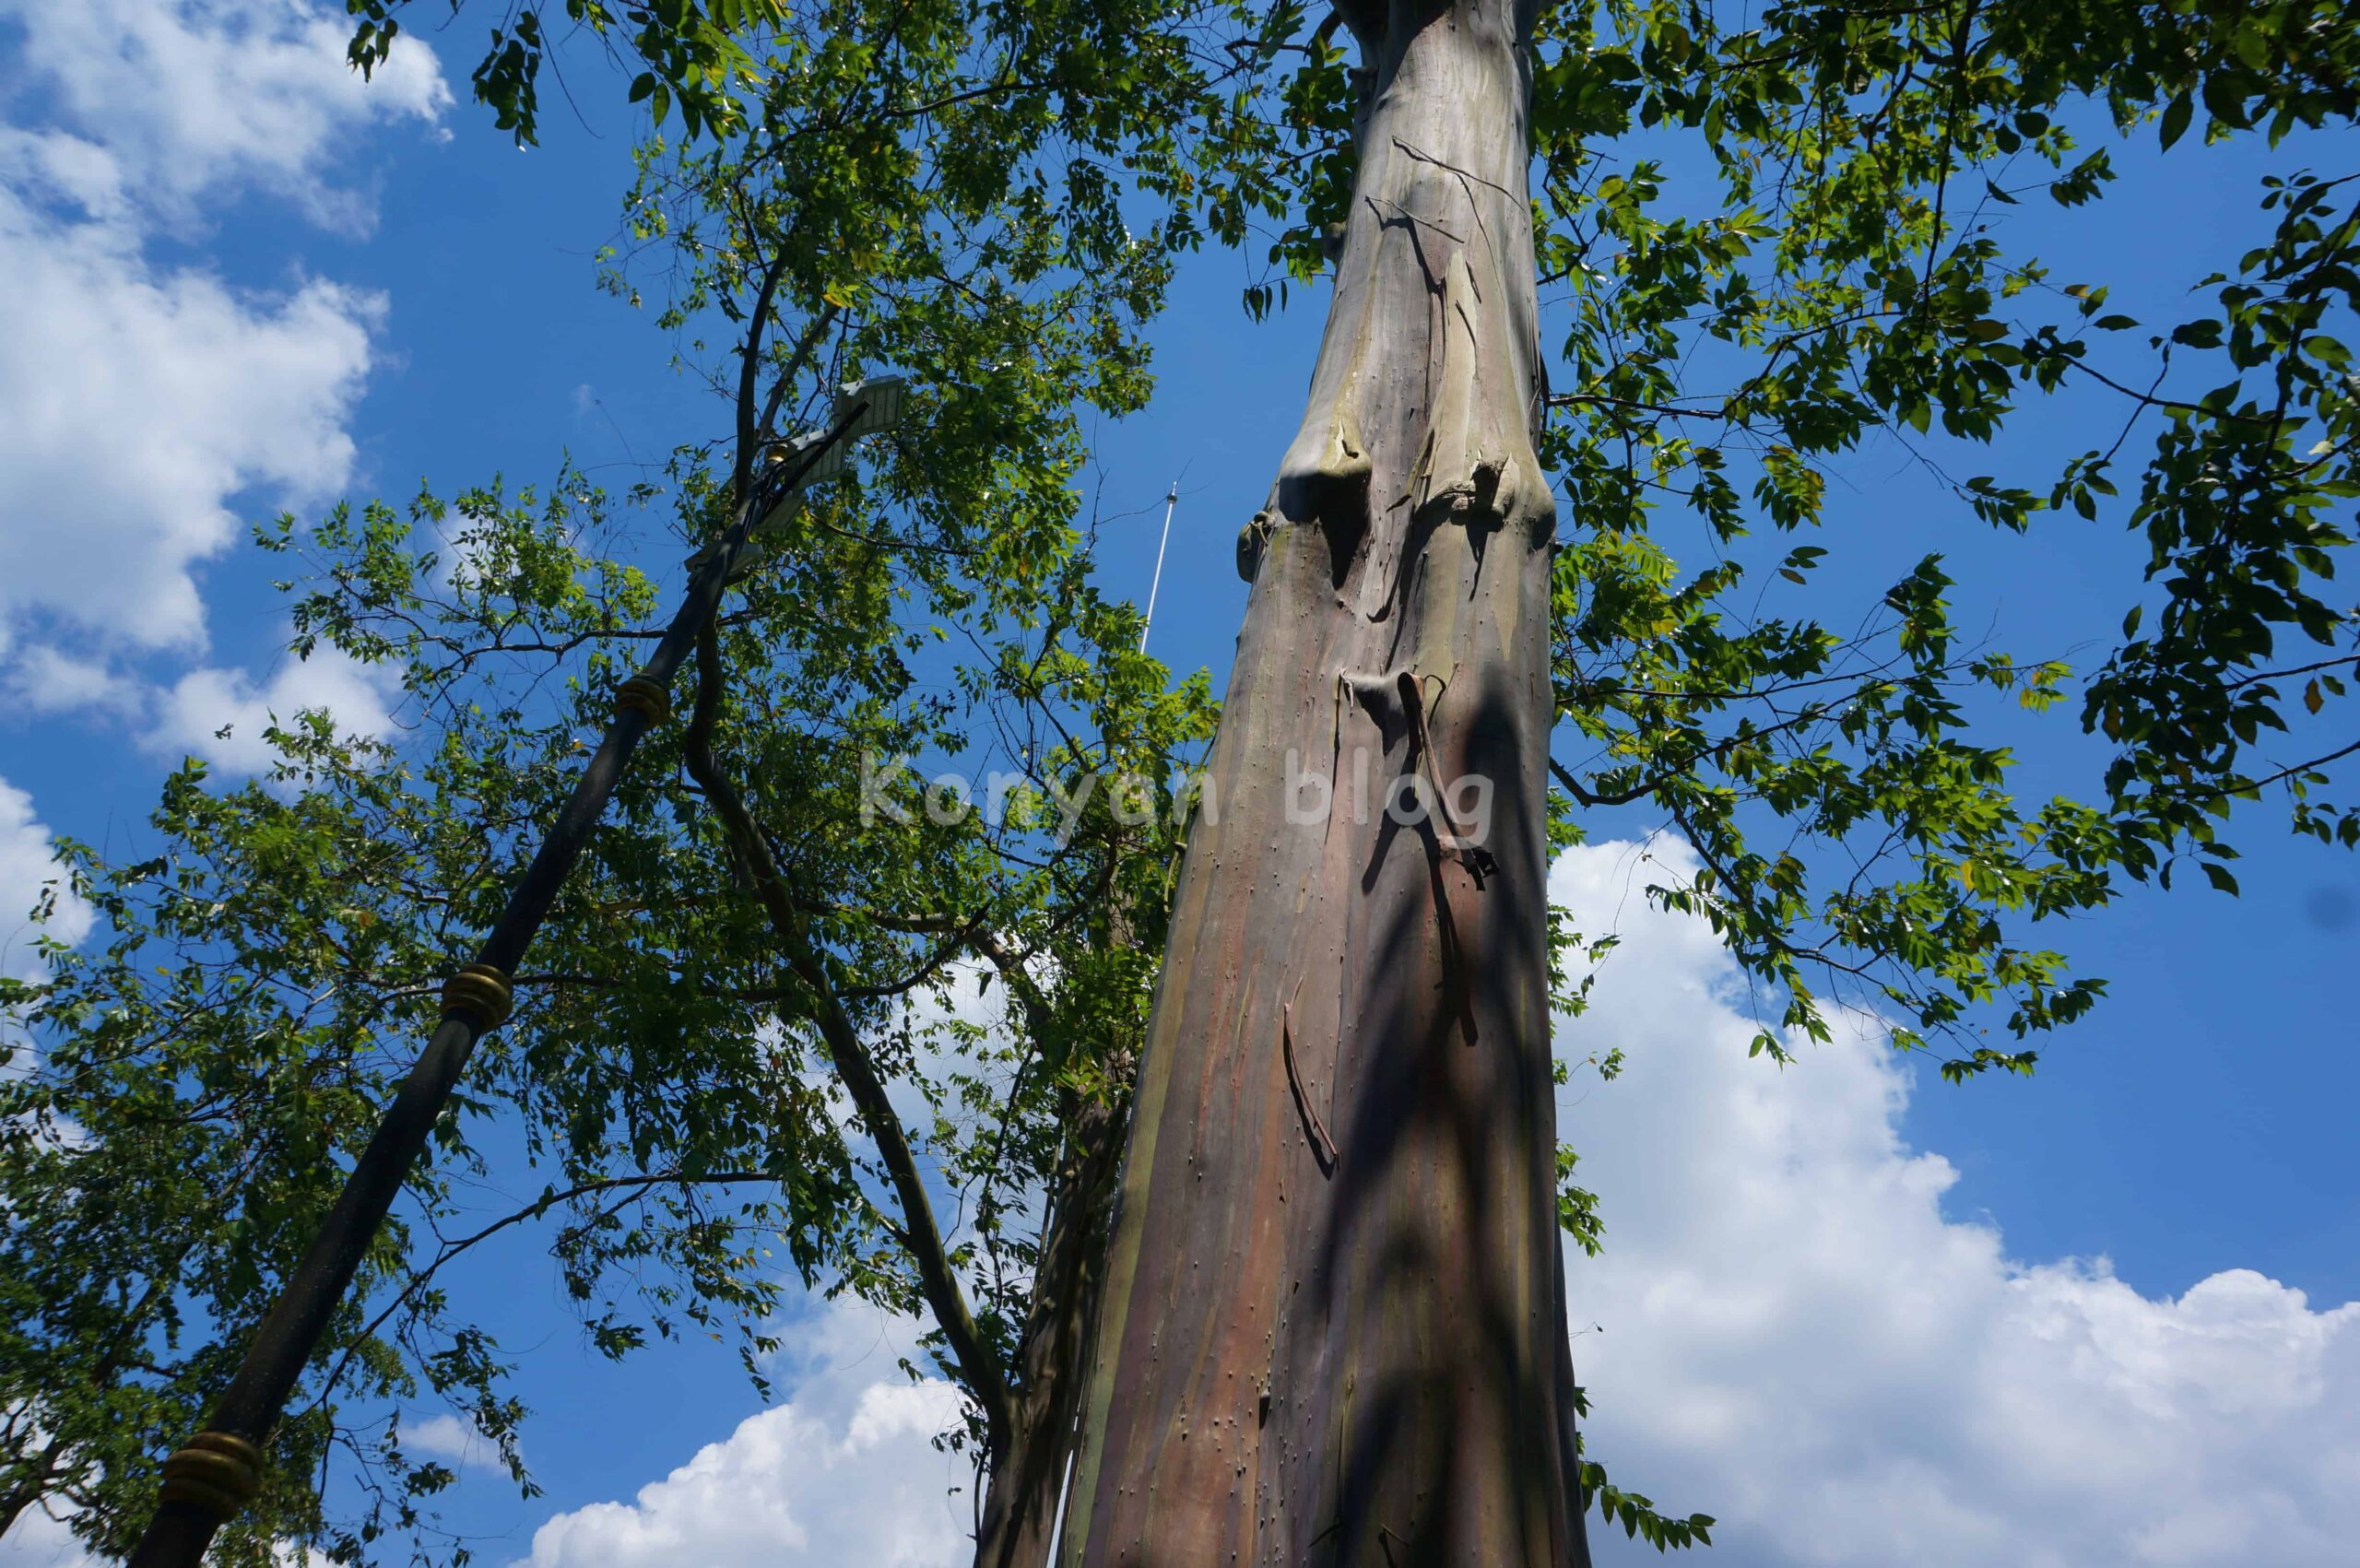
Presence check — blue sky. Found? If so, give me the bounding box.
[0,4,2354,1565]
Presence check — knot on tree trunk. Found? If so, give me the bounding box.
[1408,249,1555,549]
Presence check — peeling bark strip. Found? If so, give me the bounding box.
[1055,4,1590,1565]
[1281,981,1341,1171]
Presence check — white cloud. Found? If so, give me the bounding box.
[0,646,146,720]
[0,186,379,653]
[515,1301,971,1568]
[1553,838,2360,1567]
[0,1506,97,1568]
[0,0,446,717]
[0,778,91,985]
[0,127,129,222]
[401,1413,505,1474]
[0,0,450,231]
[145,643,400,773]
[0,778,89,1132]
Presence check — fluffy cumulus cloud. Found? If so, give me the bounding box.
[0,181,379,653]
[0,0,444,752]
[508,841,2358,1568]
[0,0,449,229]
[516,1302,971,1568]
[145,642,399,772]
[1553,838,2360,1567]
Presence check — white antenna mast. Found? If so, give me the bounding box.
[1139,479,1179,653]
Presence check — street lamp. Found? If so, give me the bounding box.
[698,373,909,580]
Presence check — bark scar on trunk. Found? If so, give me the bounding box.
[1397,667,1498,885]
[1393,668,1491,1048]
[1337,666,1410,752]
[1277,394,1374,588]
[1280,977,1340,1173]
[1236,506,1277,582]
[1406,250,1547,542]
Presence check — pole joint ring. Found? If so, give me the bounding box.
[614,674,672,725]
[158,1431,263,1521]
[440,962,513,1031]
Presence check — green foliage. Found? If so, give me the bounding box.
[6,462,1211,1559]
[1569,1385,1717,1552]
[6,3,1242,1556]
[347,0,789,146]
[1582,1462,1717,1553]
[1505,0,2357,1076]
[1185,0,2349,1067]
[4,725,536,1563]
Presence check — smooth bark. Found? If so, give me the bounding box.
[1056,3,1590,1562]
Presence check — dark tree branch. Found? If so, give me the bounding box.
[681,623,1017,1458]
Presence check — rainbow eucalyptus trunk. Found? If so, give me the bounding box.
[1052,2,1587,1562]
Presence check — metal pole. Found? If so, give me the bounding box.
[126,401,876,1568]
[1138,480,1178,654]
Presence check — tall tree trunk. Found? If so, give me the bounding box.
[972,1085,1124,1568]
[1055,2,1587,1563]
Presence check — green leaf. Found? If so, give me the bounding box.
[2160,93,2194,149]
